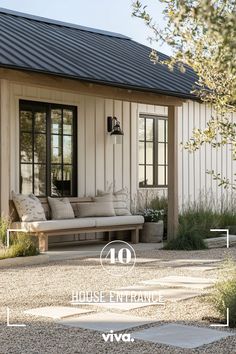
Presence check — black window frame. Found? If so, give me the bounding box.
[139,114,168,188]
[19,100,78,197]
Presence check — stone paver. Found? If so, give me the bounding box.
[92,301,158,311]
[24,306,93,319]
[131,324,233,348]
[141,276,216,289]
[115,285,201,302]
[57,312,154,331]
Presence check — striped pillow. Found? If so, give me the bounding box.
[96,189,131,216]
[48,197,75,220]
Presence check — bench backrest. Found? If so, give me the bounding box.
[9,197,93,222]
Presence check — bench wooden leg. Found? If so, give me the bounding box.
[131,228,139,244]
[38,233,48,252]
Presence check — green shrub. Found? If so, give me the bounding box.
[0,217,11,245]
[164,222,207,250]
[210,259,236,327]
[0,233,39,260]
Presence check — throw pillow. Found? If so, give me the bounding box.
[12,191,46,222]
[77,202,115,218]
[48,197,75,220]
[97,188,131,216]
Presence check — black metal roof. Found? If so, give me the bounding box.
[0,8,198,99]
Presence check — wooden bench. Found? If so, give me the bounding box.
[9,198,144,252]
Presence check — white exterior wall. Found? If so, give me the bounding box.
[178,100,236,210]
[2,82,168,215]
[1,81,235,224]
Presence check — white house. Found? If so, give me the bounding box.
[0,8,234,247]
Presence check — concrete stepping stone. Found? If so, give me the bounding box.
[159,259,221,267]
[92,301,157,311]
[131,323,233,348]
[141,276,216,289]
[84,257,159,264]
[57,312,154,331]
[24,306,93,319]
[115,285,201,302]
[178,265,218,272]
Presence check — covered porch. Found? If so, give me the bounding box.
[0,68,182,246]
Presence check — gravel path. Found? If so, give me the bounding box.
[0,248,236,354]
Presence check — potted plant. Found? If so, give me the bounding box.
[140,209,164,243]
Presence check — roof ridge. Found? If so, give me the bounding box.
[0,7,130,39]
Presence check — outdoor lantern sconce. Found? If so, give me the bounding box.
[107,116,124,144]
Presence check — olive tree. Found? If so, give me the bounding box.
[132,0,236,188]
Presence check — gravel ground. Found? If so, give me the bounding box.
[0,248,236,354]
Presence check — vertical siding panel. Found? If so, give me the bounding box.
[188,101,194,203]
[204,105,213,199]
[181,102,189,206]
[131,103,138,206]
[155,105,166,116]
[193,102,200,201]
[113,100,123,190]
[0,80,10,215]
[199,103,206,199]
[95,97,105,192]
[85,96,96,196]
[104,99,114,190]
[122,101,131,192]
[78,96,86,197]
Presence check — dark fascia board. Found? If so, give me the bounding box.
[0,7,130,39]
[0,64,198,101]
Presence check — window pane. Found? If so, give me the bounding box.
[146,166,153,185]
[146,119,153,141]
[63,136,72,164]
[139,165,145,185]
[51,109,62,134]
[34,164,46,196]
[20,111,33,131]
[139,142,145,164]
[158,166,165,185]
[158,143,165,164]
[35,112,46,132]
[51,135,62,163]
[146,142,153,164]
[34,134,46,163]
[158,120,165,141]
[166,166,168,185]
[63,166,72,196]
[51,165,63,196]
[139,118,145,140]
[20,164,32,194]
[21,133,33,162]
[63,110,73,135]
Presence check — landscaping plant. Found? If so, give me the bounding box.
[0,216,39,259]
[210,259,236,327]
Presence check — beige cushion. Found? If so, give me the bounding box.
[12,218,96,232]
[12,192,46,222]
[48,197,75,220]
[77,202,115,218]
[97,189,131,216]
[94,215,144,227]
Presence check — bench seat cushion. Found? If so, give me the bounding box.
[93,215,144,227]
[12,215,144,233]
[12,218,96,232]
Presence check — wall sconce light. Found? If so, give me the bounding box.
[107,116,124,144]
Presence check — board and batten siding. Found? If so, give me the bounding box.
[177,100,236,210]
[3,83,169,209]
[1,81,235,237]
